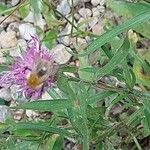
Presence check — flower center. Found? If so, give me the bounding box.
[27,73,42,89]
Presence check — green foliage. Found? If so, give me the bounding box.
[107,0,150,38]
[77,8,150,56]
[0,3,7,13]
[0,0,150,150]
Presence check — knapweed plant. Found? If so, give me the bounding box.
[0,0,150,150]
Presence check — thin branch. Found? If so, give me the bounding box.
[42,0,98,37]
[70,0,75,36]
[0,0,26,25]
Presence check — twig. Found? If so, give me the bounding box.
[0,0,26,25]
[70,0,75,36]
[42,0,98,37]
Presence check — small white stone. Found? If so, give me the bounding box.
[0,57,6,64]
[78,8,92,18]
[99,0,106,6]
[13,109,24,121]
[0,88,12,101]
[51,44,72,64]
[11,0,20,6]
[7,22,20,32]
[26,110,39,119]
[0,15,18,28]
[24,11,46,30]
[0,31,17,48]
[10,85,24,101]
[17,39,27,52]
[57,0,71,16]
[58,23,72,46]
[78,17,88,31]
[41,92,53,100]
[19,23,36,40]
[97,5,105,13]
[91,0,100,6]
[68,0,80,6]
[74,13,81,20]
[88,17,99,29]
[71,37,87,49]
[58,20,77,46]
[82,0,90,2]
[92,7,100,17]
[0,106,11,123]
[9,47,21,57]
[92,20,104,35]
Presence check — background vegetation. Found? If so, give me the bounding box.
[0,0,150,149]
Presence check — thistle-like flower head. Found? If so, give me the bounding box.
[0,36,58,99]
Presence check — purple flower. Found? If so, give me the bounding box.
[0,36,58,99]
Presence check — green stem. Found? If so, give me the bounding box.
[131,133,142,150]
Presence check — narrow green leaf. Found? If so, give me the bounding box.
[87,91,115,104]
[127,107,143,126]
[143,109,150,130]
[10,122,72,137]
[13,99,72,111]
[122,59,134,89]
[95,38,130,79]
[107,0,150,38]
[52,136,64,150]
[43,30,57,49]
[111,94,126,105]
[29,0,42,13]
[57,74,76,100]
[0,65,9,72]
[77,9,150,56]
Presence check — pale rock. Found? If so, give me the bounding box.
[64,72,75,78]
[11,0,20,6]
[41,92,53,100]
[71,37,87,49]
[0,15,18,28]
[58,21,77,46]
[51,44,72,64]
[13,109,24,121]
[9,39,25,57]
[97,5,105,13]
[99,0,106,6]
[19,23,36,40]
[68,0,80,6]
[7,22,20,32]
[82,0,91,2]
[26,110,39,119]
[0,31,17,48]
[0,57,6,64]
[10,84,28,102]
[92,20,104,35]
[0,106,11,123]
[78,17,88,31]
[74,13,81,20]
[110,103,124,115]
[0,27,3,34]
[58,23,72,46]
[85,36,91,43]
[57,0,71,16]
[17,39,27,51]
[10,85,21,99]
[92,7,100,17]
[9,47,21,57]
[78,8,92,18]
[88,17,99,29]
[24,11,46,30]
[91,0,100,6]
[0,88,12,101]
